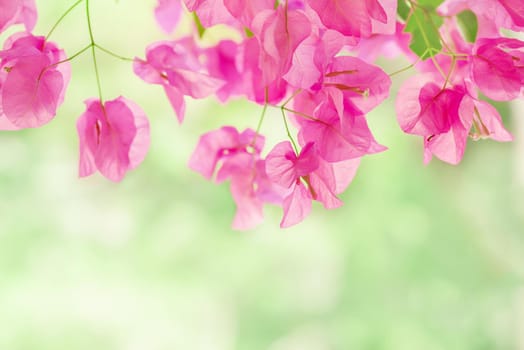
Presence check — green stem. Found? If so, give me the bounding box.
[46,0,84,40]
[86,0,104,102]
[281,89,302,109]
[49,44,92,69]
[281,106,317,122]
[95,44,134,62]
[254,104,268,136]
[442,56,456,90]
[38,44,91,81]
[281,108,299,154]
[250,103,268,152]
[388,49,427,77]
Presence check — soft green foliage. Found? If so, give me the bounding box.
[457,10,479,43]
[193,12,206,38]
[415,0,444,8]
[397,0,410,21]
[404,5,444,59]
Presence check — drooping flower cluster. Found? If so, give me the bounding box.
[396,1,522,164]
[1,0,523,229]
[0,0,151,181]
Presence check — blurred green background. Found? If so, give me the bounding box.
[1,1,524,349]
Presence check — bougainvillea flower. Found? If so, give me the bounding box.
[470,38,524,101]
[189,126,263,180]
[322,56,391,114]
[397,74,512,164]
[204,40,245,102]
[224,155,280,230]
[189,126,280,230]
[251,5,311,86]
[266,141,349,227]
[155,0,182,34]
[305,0,396,38]
[354,22,412,62]
[284,31,391,114]
[0,33,70,130]
[423,96,513,165]
[396,74,459,136]
[133,38,224,123]
[438,0,523,36]
[295,96,386,162]
[240,37,288,104]
[0,0,36,34]
[183,0,236,27]
[284,30,347,91]
[183,0,273,28]
[223,0,273,27]
[499,0,524,27]
[77,97,150,182]
[461,98,513,143]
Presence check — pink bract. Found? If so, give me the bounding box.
[438,0,524,35]
[295,95,386,162]
[0,0,36,34]
[133,37,224,123]
[266,141,349,228]
[189,126,279,230]
[305,0,396,38]
[251,6,311,86]
[0,33,70,130]
[155,0,182,34]
[77,97,150,182]
[470,38,524,101]
[183,0,236,27]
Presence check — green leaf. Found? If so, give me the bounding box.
[405,6,443,59]
[397,0,410,21]
[244,28,254,38]
[457,10,478,43]
[192,12,206,38]
[416,0,445,9]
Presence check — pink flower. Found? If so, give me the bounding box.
[266,141,359,227]
[226,156,279,230]
[438,0,523,35]
[470,38,524,101]
[423,95,513,165]
[182,0,273,28]
[223,0,273,27]
[189,126,279,230]
[295,95,386,162]
[189,126,263,180]
[155,0,182,34]
[77,97,150,182]
[499,0,524,27]
[241,37,288,104]
[204,40,245,102]
[305,0,396,38]
[322,56,391,113]
[133,37,224,123]
[396,74,456,136]
[0,0,36,34]
[284,30,391,114]
[0,33,70,130]
[397,74,512,164]
[251,5,311,86]
[183,0,236,27]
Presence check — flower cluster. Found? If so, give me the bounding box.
[0,0,150,182]
[1,0,523,229]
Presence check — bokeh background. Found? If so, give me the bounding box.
[1,1,524,349]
